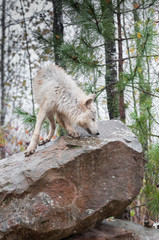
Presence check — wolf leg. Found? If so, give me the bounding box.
[25,107,46,156]
[56,112,66,129]
[58,113,80,138]
[39,112,55,145]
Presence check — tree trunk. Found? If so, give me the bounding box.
[52,0,64,66]
[101,0,119,119]
[50,0,65,135]
[1,0,6,126]
[19,0,35,115]
[0,0,6,159]
[133,1,149,151]
[117,0,125,123]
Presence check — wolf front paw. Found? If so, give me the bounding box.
[38,139,50,146]
[68,130,80,138]
[24,148,35,157]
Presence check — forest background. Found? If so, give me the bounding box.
[1,0,159,227]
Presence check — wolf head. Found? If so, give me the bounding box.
[77,94,99,136]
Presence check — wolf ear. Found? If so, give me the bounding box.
[79,94,96,111]
[85,94,96,107]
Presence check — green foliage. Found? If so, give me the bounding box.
[14,108,37,131]
[34,31,54,55]
[14,107,67,137]
[127,5,158,152]
[130,209,135,217]
[14,107,49,132]
[59,0,121,121]
[59,42,100,75]
[117,72,134,91]
[148,144,159,168]
[148,191,159,218]
[60,0,116,72]
[142,143,159,218]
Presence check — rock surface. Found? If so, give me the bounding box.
[0,120,143,240]
[65,219,159,240]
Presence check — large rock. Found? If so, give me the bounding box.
[0,120,143,240]
[65,219,159,240]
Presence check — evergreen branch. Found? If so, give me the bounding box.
[65,52,80,63]
[81,38,136,49]
[111,0,158,15]
[88,2,101,34]
[14,108,49,132]
[64,52,105,68]
[105,55,159,65]
[96,82,159,101]
[114,37,134,41]
[145,105,159,126]
[126,84,159,99]
[34,32,53,46]
[14,107,37,131]
[151,134,159,138]
[123,54,159,61]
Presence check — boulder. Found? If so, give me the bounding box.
[65,219,159,240]
[0,120,143,240]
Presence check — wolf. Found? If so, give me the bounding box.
[25,65,99,156]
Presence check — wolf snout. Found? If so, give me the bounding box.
[87,128,100,135]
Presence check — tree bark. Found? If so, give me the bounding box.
[101,0,119,119]
[52,0,64,66]
[117,0,125,123]
[19,0,35,115]
[50,0,65,135]
[1,0,6,126]
[0,0,6,159]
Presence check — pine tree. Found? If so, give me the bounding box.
[52,0,64,66]
[101,0,119,119]
[60,0,120,119]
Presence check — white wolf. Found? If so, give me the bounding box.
[25,65,99,156]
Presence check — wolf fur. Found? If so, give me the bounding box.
[25,65,99,156]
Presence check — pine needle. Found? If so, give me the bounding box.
[14,107,49,132]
